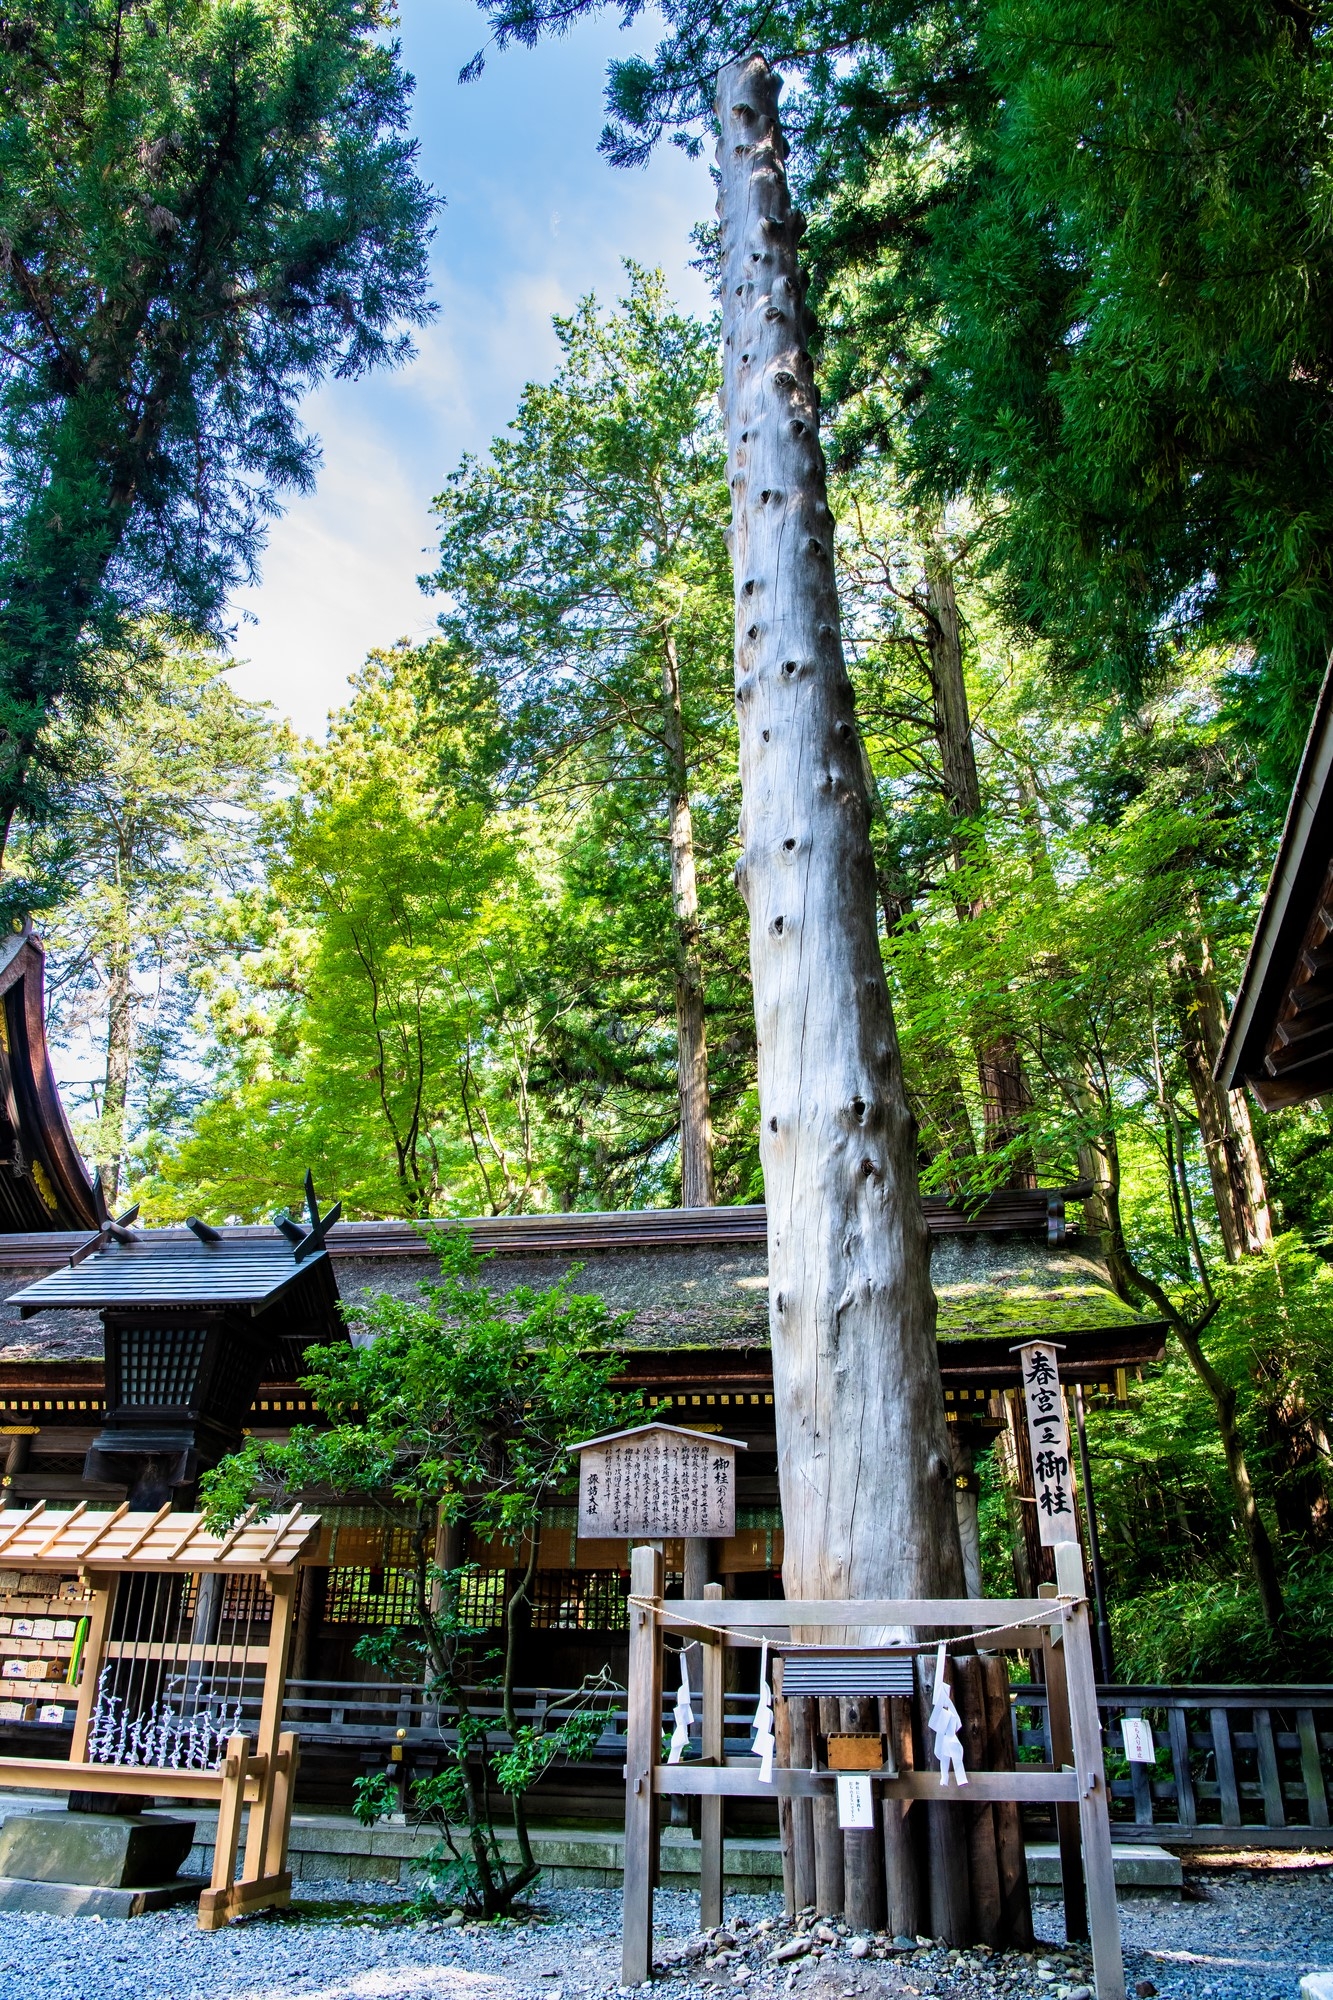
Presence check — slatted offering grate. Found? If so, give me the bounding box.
[779,1649,915,1697]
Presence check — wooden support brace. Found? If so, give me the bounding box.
[622,1545,663,1987]
[1054,1542,1125,2000]
[1039,1583,1087,1944]
[700,1581,725,1931]
[202,1732,251,1930]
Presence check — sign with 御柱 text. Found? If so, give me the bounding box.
[572,1422,745,1540]
[1016,1340,1078,1547]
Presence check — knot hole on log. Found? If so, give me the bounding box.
[770,914,784,935]
[768,1117,778,1132]
[860,1157,877,1178]
[782,836,795,849]
[761,728,771,741]
[851,1098,866,1120]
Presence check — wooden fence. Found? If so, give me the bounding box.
[261,1677,1333,1848]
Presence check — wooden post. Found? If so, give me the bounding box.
[1039,1583,1087,1943]
[623,1544,663,1987]
[263,1731,300,1880]
[952,1654,1001,1945]
[840,1695,883,1932]
[200,1733,250,1931]
[980,1653,1033,1949]
[812,1696,844,1915]
[69,1573,116,1761]
[242,1569,297,1889]
[882,1694,921,1939]
[1055,1542,1125,2000]
[788,1693,817,1912]
[773,1657,795,1918]
[700,1580,725,1930]
[917,1652,971,1945]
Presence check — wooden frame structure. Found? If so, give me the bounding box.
[0,1503,319,1928]
[622,1542,1126,2000]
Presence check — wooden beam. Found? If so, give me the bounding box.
[666,1596,1050,1629]
[1054,1541,1125,2000]
[654,1766,1080,1803]
[623,1545,663,1986]
[700,1581,725,1930]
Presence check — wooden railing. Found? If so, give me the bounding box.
[274,1677,1333,1847]
[1014,1683,1332,1846]
[14,1670,1325,1850]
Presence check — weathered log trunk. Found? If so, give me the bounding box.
[716,45,963,1610]
[662,629,716,1207]
[717,52,993,1941]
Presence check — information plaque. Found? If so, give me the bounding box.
[573,1421,745,1540]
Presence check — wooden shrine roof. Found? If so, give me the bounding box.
[10,1232,333,1318]
[0,1502,320,1571]
[0,926,97,1233]
[1219,658,1333,1107]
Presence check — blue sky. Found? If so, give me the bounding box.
[226,0,716,739]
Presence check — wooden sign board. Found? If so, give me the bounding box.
[1016,1341,1078,1546]
[573,1423,745,1540]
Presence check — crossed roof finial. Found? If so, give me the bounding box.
[273,1169,342,1263]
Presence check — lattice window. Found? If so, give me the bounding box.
[117,1327,208,1409]
[455,1568,508,1630]
[181,1572,273,1627]
[530,1570,628,1633]
[323,1567,420,1627]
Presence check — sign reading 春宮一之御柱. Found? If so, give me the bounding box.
[1016,1340,1078,1547]
[573,1422,744,1540]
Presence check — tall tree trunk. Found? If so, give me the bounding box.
[717,54,987,1942]
[717,47,962,1601]
[922,551,1034,1185]
[662,631,715,1206]
[1075,1106,1286,1628]
[1170,924,1273,1260]
[99,933,134,1207]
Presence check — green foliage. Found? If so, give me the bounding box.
[201,1229,632,1915]
[0,0,434,868]
[13,625,287,1198]
[426,265,756,1204]
[1110,1554,1333,1684]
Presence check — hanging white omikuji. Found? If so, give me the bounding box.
[750,1638,775,1783]
[667,1646,694,1765]
[929,1643,968,1786]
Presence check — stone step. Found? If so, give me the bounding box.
[0,1793,1183,1899]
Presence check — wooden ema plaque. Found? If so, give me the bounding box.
[573,1422,745,1540]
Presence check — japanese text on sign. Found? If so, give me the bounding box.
[1018,1341,1078,1547]
[577,1430,736,1539]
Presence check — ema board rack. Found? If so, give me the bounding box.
[0,1505,321,1929]
[0,1569,92,1727]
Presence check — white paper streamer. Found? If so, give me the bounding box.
[751,1637,775,1783]
[929,1642,968,1786]
[667,1645,694,1764]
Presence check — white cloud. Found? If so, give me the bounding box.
[223,0,716,740]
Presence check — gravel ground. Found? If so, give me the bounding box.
[0,1865,1328,2000]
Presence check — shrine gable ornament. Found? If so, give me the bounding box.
[572,1422,746,1540]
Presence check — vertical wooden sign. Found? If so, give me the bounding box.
[1016,1342,1078,1545]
